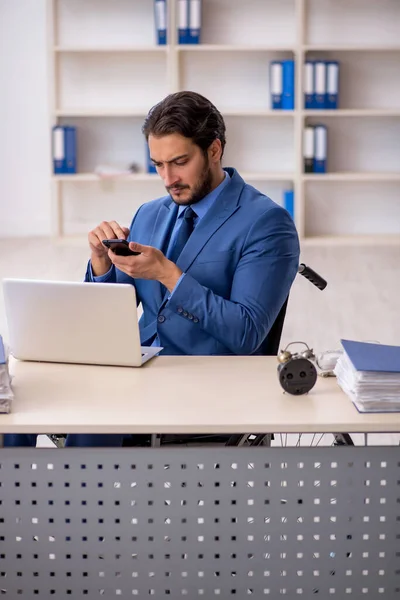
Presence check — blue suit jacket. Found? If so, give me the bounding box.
[86,168,300,355]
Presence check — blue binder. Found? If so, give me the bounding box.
[314,61,326,109]
[154,0,167,45]
[0,335,5,365]
[341,339,400,373]
[269,61,283,109]
[64,126,77,174]
[188,0,201,44]
[52,126,66,174]
[146,143,157,174]
[326,61,339,109]
[314,124,327,173]
[283,189,294,220]
[304,61,315,109]
[282,59,295,110]
[177,0,189,43]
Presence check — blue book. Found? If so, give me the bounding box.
[64,126,77,174]
[52,126,66,174]
[282,59,295,110]
[146,143,157,174]
[314,124,327,173]
[341,339,400,373]
[177,0,189,43]
[326,61,339,109]
[0,335,6,365]
[270,61,283,110]
[283,190,294,220]
[314,61,327,109]
[304,61,314,109]
[154,0,167,45]
[188,0,201,44]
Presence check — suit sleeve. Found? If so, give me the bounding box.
[84,207,143,305]
[166,207,300,355]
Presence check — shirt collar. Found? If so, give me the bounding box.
[177,170,231,221]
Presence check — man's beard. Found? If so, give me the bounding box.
[167,160,213,206]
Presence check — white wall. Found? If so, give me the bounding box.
[0,0,51,237]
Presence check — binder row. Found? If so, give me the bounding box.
[52,132,159,176]
[304,61,339,109]
[269,60,295,110]
[177,0,202,44]
[52,125,327,178]
[303,125,327,174]
[154,0,202,45]
[270,60,339,110]
[52,126,77,174]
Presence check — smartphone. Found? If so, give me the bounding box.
[102,239,141,256]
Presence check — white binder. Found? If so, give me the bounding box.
[314,61,326,109]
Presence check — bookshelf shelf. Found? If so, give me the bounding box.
[304,110,400,118]
[303,173,400,182]
[303,45,400,52]
[241,172,295,182]
[54,46,168,53]
[55,109,297,118]
[223,110,295,117]
[302,235,400,247]
[53,172,294,183]
[176,44,296,52]
[52,173,160,182]
[48,0,400,242]
[55,109,150,117]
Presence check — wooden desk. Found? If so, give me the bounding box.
[1,357,400,599]
[1,355,400,435]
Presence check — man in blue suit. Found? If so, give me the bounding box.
[87,91,300,357]
[5,91,299,448]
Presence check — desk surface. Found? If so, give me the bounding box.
[1,356,400,434]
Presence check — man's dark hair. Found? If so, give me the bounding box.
[142,91,226,158]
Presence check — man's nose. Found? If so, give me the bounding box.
[163,165,179,188]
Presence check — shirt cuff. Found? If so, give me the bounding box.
[90,262,114,282]
[167,273,186,300]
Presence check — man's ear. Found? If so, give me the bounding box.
[208,139,223,163]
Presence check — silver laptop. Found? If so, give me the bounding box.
[2,279,161,367]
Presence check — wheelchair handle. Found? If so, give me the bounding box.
[298,263,327,291]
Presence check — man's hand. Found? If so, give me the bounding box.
[109,242,183,292]
[88,220,130,276]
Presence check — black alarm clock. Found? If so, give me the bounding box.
[277,342,318,395]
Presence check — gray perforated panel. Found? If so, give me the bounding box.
[0,447,399,599]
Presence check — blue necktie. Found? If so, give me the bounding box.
[168,206,196,264]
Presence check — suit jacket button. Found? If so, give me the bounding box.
[158,315,166,323]
[188,314,193,320]
[193,317,199,323]
[183,311,188,317]
[177,307,183,313]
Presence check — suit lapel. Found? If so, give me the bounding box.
[175,168,244,273]
[149,197,178,251]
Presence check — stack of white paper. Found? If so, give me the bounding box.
[0,335,13,413]
[334,339,400,413]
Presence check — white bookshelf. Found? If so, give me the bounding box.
[48,0,400,243]
[54,46,168,53]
